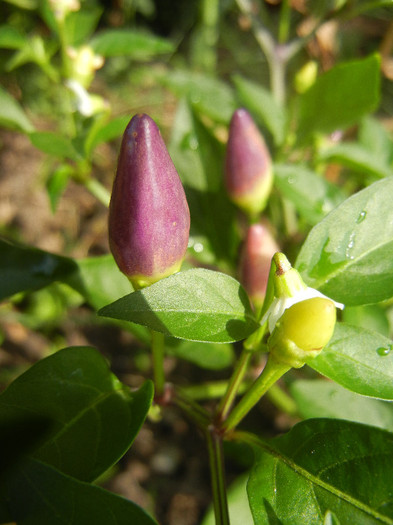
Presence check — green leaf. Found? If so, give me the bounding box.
[90,29,174,58]
[274,164,346,225]
[232,74,287,146]
[170,99,239,264]
[290,379,393,432]
[318,143,393,180]
[65,254,133,310]
[0,347,154,482]
[0,85,34,132]
[296,176,393,305]
[0,24,27,49]
[64,255,151,343]
[4,459,157,524]
[167,340,235,370]
[248,419,393,524]
[161,69,236,124]
[29,131,81,160]
[342,304,390,337]
[0,415,52,475]
[297,54,380,139]
[98,268,258,343]
[64,7,103,47]
[359,116,393,165]
[0,239,77,301]
[307,323,393,400]
[85,114,130,157]
[46,163,74,212]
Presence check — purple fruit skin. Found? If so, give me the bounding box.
[225,108,272,214]
[109,114,190,285]
[239,222,279,308]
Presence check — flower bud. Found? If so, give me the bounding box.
[239,223,279,309]
[67,45,104,88]
[268,297,337,368]
[108,114,190,289]
[225,109,273,216]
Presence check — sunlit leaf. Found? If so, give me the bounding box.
[99,268,258,343]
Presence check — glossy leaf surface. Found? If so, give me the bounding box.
[0,239,77,301]
[4,459,157,525]
[291,379,393,431]
[307,323,393,400]
[0,347,153,482]
[99,268,258,343]
[274,164,346,225]
[297,54,380,138]
[248,419,393,524]
[296,177,393,305]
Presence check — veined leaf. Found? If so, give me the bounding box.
[307,323,393,400]
[99,268,258,343]
[247,419,393,524]
[3,459,157,524]
[0,347,153,482]
[296,177,393,305]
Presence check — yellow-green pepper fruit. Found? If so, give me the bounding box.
[268,297,337,368]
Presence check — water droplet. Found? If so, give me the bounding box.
[287,177,296,184]
[356,210,367,224]
[193,242,204,253]
[345,232,356,260]
[377,345,392,356]
[181,133,199,151]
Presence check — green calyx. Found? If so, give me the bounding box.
[273,253,306,298]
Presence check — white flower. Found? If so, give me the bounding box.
[262,287,344,333]
[65,79,108,117]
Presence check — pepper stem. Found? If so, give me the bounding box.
[222,355,289,433]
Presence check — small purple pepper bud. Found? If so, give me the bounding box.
[239,222,279,309]
[109,114,190,289]
[225,109,273,217]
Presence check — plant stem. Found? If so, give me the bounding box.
[151,331,165,397]
[266,383,298,416]
[205,427,230,525]
[278,0,291,44]
[216,347,254,423]
[84,178,111,207]
[172,387,211,428]
[180,379,251,401]
[222,356,289,433]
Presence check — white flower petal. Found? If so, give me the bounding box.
[261,286,344,333]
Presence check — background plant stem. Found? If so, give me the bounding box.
[151,330,165,396]
[206,427,230,525]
